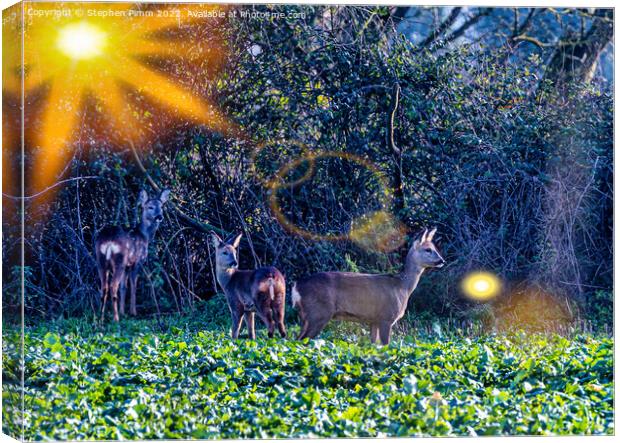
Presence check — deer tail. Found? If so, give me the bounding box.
[106,244,113,261]
[291,282,301,308]
[99,242,120,261]
[268,277,275,301]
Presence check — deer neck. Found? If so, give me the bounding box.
[138,219,158,241]
[400,252,426,296]
[216,266,237,290]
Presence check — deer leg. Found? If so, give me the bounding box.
[378,322,392,345]
[100,290,108,321]
[100,272,109,321]
[244,312,256,339]
[266,310,275,338]
[296,302,308,339]
[256,307,275,338]
[110,280,121,323]
[113,300,120,323]
[370,324,379,344]
[97,264,106,304]
[109,266,125,323]
[276,318,287,338]
[119,275,127,317]
[99,267,108,321]
[274,297,287,338]
[230,311,244,339]
[297,320,309,340]
[299,315,330,340]
[129,267,140,316]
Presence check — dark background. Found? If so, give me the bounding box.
[2,5,613,331]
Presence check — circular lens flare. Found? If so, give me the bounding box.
[474,279,490,292]
[57,22,107,60]
[461,272,501,301]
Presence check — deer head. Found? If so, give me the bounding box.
[409,227,445,269]
[211,232,242,271]
[139,189,170,233]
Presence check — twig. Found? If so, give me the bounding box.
[2,176,100,200]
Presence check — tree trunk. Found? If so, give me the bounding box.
[543,9,613,89]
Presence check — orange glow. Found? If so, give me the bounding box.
[3,2,235,195]
[2,3,22,197]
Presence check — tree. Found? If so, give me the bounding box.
[543,9,613,89]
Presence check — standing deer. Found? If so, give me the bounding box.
[211,232,287,339]
[292,228,445,345]
[95,189,170,322]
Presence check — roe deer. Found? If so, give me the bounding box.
[292,228,445,345]
[95,189,170,322]
[211,232,287,339]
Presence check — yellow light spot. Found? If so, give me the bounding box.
[57,22,106,60]
[461,272,501,301]
[473,279,490,292]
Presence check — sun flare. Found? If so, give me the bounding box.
[57,22,107,60]
[3,3,235,195]
[461,272,501,301]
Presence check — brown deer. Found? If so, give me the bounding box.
[211,232,287,339]
[292,228,445,345]
[95,189,170,322]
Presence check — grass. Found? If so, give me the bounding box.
[2,297,614,439]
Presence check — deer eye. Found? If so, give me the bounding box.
[424,248,432,253]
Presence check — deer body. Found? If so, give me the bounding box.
[95,189,170,322]
[293,228,444,344]
[212,233,287,339]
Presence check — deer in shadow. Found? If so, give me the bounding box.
[94,189,170,322]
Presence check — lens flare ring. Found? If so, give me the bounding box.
[266,151,390,241]
[263,149,406,251]
[249,139,316,188]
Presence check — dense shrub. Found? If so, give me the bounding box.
[2,6,612,328]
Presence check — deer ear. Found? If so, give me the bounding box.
[427,227,437,241]
[159,189,171,204]
[420,229,428,243]
[230,233,242,249]
[138,190,149,206]
[210,231,223,248]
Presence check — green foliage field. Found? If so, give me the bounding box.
[2,309,613,439]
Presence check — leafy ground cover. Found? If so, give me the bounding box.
[2,308,614,439]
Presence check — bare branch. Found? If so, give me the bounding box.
[418,7,462,50]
